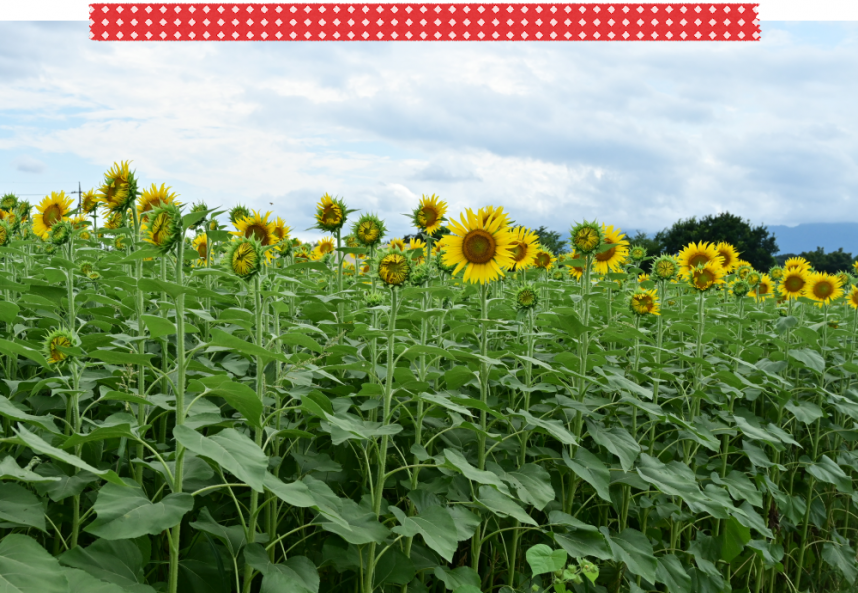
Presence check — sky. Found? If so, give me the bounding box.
[1,21,856,243]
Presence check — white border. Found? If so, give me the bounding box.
[2,0,857,21]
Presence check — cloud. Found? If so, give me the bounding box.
[11,155,46,174]
[0,21,856,239]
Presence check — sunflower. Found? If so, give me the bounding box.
[769,266,784,282]
[746,271,762,289]
[97,160,138,214]
[343,261,356,277]
[48,220,73,246]
[515,284,539,310]
[80,190,98,214]
[352,213,386,248]
[0,210,18,233]
[187,202,208,230]
[16,201,31,222]
[114,235,128,251]
[43,328,77,365]
[533,248,557,271]
[103,211,124,230]
[678,242,724,277]
[567,251,585,280]
[138,183,180,219]
[32,191,74,239]
[629,245,647,262]
[478,205,511,229]
[638,273,651,283]
[507,226,540,270]
[592,224,629,275]
[226,237,263,280]
[413,194,447,236]
[317,236,336,255]
[378,251,410,286]
[570,221,603,255]
[713,242,740,273]
[688,262,726,291]
[735,264,752,280]
[848,286,858,309]
[388,237,406,252]
[630,289,660,316]
[731,279,751,298]
[271,217,291,244]
[69,214,88,230]
[229,204,251,225]
[192,233,209,262]
[804,272,844,305]
[407,238,427,264]
[754,274,774,300]
[836,271,851,289]
[652,255,679,281]
[0,193,18,211]
[779,268,810,300]
[853,261,858,275]
[315,193,347,232]
[784,257,811,273]
[441,208,515,284]
[143,204,183,253]
[0,220,10,247]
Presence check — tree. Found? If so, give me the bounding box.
[627,230,663,273]
[534,226,569,255]
[775,247,853,274]
[654,212,779,271]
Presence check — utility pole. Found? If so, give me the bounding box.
[67,182,83,210]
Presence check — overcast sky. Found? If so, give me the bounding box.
[1,22,856,242]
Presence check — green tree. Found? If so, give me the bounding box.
[534,226,569,255]
[654,212,779,271]
[776,247,853,274]
[627,230,663,273]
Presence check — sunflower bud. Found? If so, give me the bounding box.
[408,263,429,286]
[79,261,94,276]
[363,290,385,307]
[569,220,603,255]
[189,202,208,229]
[97,160,139,214]
[515,285,539,310]
[43,328,78,365]
[315,193,348,233]
[143,203,183,254]
[731,279,751,297]
[378,250,410,286]
[0,193,18,211]
[652,255,679,281]
[226,236,263,280]
[48,219,73,246]
[114,235,128,251]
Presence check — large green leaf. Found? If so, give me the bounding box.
[209,328,289,364]
[719,517,750,562]
[173,425,267,492]
[636,453,704,505]
[563,447,611,503]
[822,540,857,584]
[0,338,48,368]
[244,543,318,593]
[390,504,460,562]
[0,534,68,593]
[656,554,691,593]
[513,409,577,445]
[194,375,263,429]
[59,539,155,593]
[525,544,567,576]
[476,485,537,526]
[806,455,853,494]
[602,527,658,584]
[0,396,60,434]
[587,422,640,471]
[85,479,194,539]
[0,456,61,483]
[441,449,510,495]
[0,483,46,531]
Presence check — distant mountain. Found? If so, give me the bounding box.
[767,223,858,256]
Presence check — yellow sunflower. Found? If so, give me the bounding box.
[804,272,844,305]
[754,274,774,300]
[784,257,811,273]
[848,285,858,309]
[317,236,336,255]
[688,261,726,291]
[507,226,540,270]
[677,241,724,277]
[33,191,74,238]
[103,211,123,230]
[478,205,512,229]
[81,189,99,214]
[592,224,629,275]
[715,242,740,272]
[378,252,410,286]
[192,233,209,263]
[315,193,345,231]
[638,273,651,283]
[533,248,557,271]
[137,183,180,218]
[407,238,427,264]
[441,207,515,284]
[413,194,447,236]
[388,237,406,252]
[97,160,136,214]
[853,261,858,275]
[630,289,660,316]
[272,217,291,243]
[567,250,585,280]
[779,268,810,300]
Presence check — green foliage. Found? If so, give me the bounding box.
[533,226,569,256]
[776,246,854,274]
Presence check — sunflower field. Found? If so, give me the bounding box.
[1,161,858,593]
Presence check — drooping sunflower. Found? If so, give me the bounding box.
[848,285,858,309]
[16,201,31,222]
[569,221,603,255]
[192,233,209,263]
[677,242,724,277]
[533,248,557,271]
[514,284,539,310]
[784,257,811,273]
[804,272,844,305]
[353,213,386,248]
[43,328,78,365]
[80,189,98,214]
[138,183,180,219]
[714,242,740,273]
[32,191,74,239]
[226,237,263,280]
[102,211,124,230]
[592,224,629,275]
[0,210,18,233]
[507,226,540,270]
[754,274,774,300]
[317,236,336,255]
[143,204,183,253]
[836,271,851,289]
[779,268,810,300]
[97,160,138,214]
[69,214,88,230]
[232,211,280,262]
[688,261,726,291]
[413,194,448,236]
[652,255,679,281]
[315,193,347,232]
[407,238,427,264]
[378,251,410,286]
[630,289,660,316]
[48,220,73,246]
[441,208,516,284]
[388,237,406,252]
